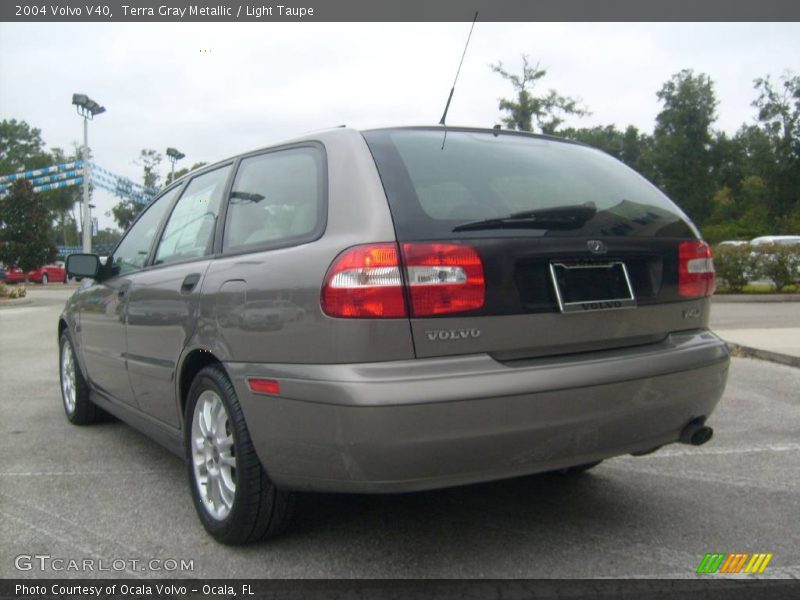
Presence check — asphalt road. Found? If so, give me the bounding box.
[1,288,799,579]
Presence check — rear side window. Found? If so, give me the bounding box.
[362,128,694,240]
[223,146,324,253]
[154,165,231,265]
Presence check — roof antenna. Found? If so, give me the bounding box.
[439,11,479,149]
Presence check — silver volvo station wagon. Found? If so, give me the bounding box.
[60,126,730,544]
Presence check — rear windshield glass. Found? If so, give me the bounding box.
[362,128,694,240]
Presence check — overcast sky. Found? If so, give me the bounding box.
[1,22,799,230]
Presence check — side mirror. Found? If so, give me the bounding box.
[66,254,101,279]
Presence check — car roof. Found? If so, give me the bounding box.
[163,124,583,191]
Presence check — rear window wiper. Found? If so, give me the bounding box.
[452,203,597,232]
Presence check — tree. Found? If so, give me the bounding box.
[708,131,745,196]
[165,161,207,186]
[751,72,800,228]
[0,120,88,249]
[652,69,718,223]
[560,124,626,158]
[0,119,49,175]
[43,146,82,247]
[138,148,162,191]
[110,148,163,230]
[92,227,122,254]
[51,212,80,249]
[559,124,657,182]
[0,179,56,273]
[110,198,141,231]
[490,56,589,134]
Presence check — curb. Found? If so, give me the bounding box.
[713,294,800,303]
[726,342,800,368]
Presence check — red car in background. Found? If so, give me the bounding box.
[4,263,68,284]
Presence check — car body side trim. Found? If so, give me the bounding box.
[88,389,183,457]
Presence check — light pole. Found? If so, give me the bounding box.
[88,203,96,239]
[166,147,185,183]
[72,93,105,254]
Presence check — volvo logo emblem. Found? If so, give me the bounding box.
[587,240,607,254]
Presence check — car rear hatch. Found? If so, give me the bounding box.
[360,127,714,360]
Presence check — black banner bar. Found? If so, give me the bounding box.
[2,0,800,22]
[2,579,800,600]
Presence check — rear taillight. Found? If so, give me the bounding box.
[321,242,485,318]
[679,240,715,298]
[403,243,484,316]
[321,243,406,318]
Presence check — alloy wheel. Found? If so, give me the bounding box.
[191,390,237,521]
[60,341,77,415]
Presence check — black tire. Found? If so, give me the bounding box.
[185,365,296,545]
[59,331,102,425]
[551,460,603,475]
[41,273,48,285]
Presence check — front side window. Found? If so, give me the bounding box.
[110,187,179,276]
[154,166,231,265]
[223,146,323,252]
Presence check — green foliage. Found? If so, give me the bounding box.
[713,243,800,293]
[138,148,163,190]
[51,212,80,248]
[0,119,49,175]
[712,244,760,292]
[0,121,84,246]
[111,148,166,229]
[490,56,589,134]
[165,161,207,186]
[560,124,625,156]
[751,73,800,224]
[0,179,56,272]
[0,282,27,299]
[755,243,800,291]
[42,146,83,245]
[652,69,717,223]
[560,124,657,182]
[110,198,141,231]
[92,227,122,247]
[701,224,752,246]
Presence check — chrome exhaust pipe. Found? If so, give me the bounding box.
[680,418,714,446]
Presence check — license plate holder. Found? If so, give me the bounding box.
[549,261,637,313]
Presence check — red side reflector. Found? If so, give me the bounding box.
[679,240,716,298]
[247,378,281,395]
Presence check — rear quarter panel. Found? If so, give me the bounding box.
[194,129,416,365]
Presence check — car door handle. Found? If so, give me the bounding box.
[181,273,201,294]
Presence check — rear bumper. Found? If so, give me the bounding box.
[226,330,729,493]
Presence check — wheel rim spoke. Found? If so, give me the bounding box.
[218,474,235,509]
[211,398,225,435]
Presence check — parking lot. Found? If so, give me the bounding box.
[1,287,799,579]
